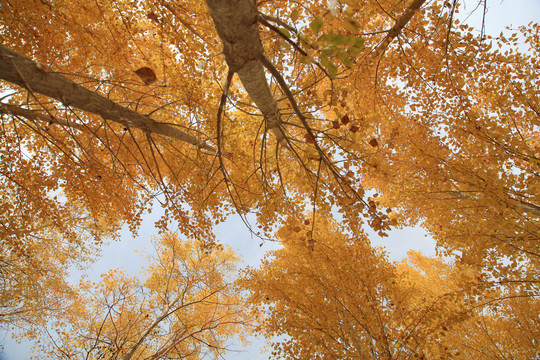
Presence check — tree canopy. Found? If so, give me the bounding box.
[0,0,538,358]
[23,233,249,359]
[243,218,540,359]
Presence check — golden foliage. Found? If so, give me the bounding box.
[25,233,250,359]
[243,219,540,359]
[0,0,538,357]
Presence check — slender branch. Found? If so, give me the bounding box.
[0,103,87,132]
[120,286,226,360]
[217,70,235,160]
[259,55,332,169]
[258,16,331,79]
[444,0,458,54]
[258,16,306,56]
[215,69,263,235]
[258,12,296,34]
[260,54,390,229]
[441,190,540,217]
[260,55,356,197]
[161,2,208,44]
[518,201,540,217]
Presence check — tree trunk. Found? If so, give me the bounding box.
[205,0,286,145]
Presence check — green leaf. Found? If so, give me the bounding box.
[337,50,353,67]
[280,40,291,50]
[353,37,364,48]
[299,34,310,44]
[347,46,363,57]
[279,27,291,38]
[327,63,337,78]
[290,9,300,22]
[329,33,347,46]
[310,16,324,35]
[347,37,364,57]
[321,57,337,78]
[320,56,330,68]
[321,47,334,58]
[343,18,358,33]
[345,35,358,46]
[300,55,314,64]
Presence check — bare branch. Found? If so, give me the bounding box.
[0,103,87,132]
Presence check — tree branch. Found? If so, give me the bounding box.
[205,0,287,146]
[0,44,215,152]
[258,15,331,79]
[442,190,540,217]
[372,0,427,58]
[0,103,87,132]
[161,2,208,44]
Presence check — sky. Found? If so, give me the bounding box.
[2,0,539,358]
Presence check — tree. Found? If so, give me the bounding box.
[441,294,540,359]
[1,0,537,251]
[242,218,540,359]
[0,0,538,356]
[24,233,250,359]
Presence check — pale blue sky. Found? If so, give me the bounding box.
[2,0,539,358]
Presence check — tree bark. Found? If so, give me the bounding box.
[205,0,287,145]
[0,44,215,152]
[372,0,427,57]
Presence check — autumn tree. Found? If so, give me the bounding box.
[22,233,250,359]
[1,0,537,258]
[0,0,539,355]
[242,218,540,359]
[440,294,540,359]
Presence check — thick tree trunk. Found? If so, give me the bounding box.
[205,0,286,145]
[0,44,215,152]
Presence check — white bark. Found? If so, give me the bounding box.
[205,0,287,145]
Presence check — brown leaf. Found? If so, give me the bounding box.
[350,125,359,133]
[134,67,157,85]
[304,133,315,144]
[146,12,160,23]
[369,138,378,147]
[332,120,340,129]
[341,114,350,125]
